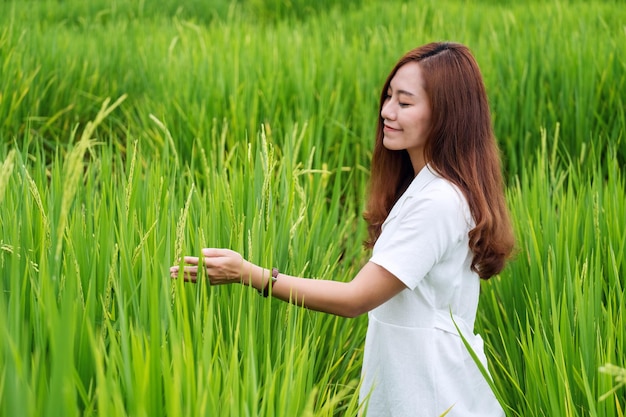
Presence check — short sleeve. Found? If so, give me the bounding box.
[369,184,468,290]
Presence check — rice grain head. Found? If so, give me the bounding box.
[24,165,51,246]
[0,149,16,204]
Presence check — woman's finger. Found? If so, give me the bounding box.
[182,256,200,265]
[181,268,198,282]
[170,265,200,282]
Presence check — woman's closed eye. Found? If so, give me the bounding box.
[385,93,410,107]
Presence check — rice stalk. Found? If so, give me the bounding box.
[124,139,138,218]
[171,182,195,305]
[101,243,118,342]
[149,114,179,167]
[0,149,15,204]
[23,164,50,247]
[131,219,158,267]
[259,124,277,228]
[60,238,85,309]
[174,183,195,263]
[55,95,126,261]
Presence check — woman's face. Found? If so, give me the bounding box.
[380,62,432,173]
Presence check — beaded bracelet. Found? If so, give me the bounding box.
[259,267,279,297]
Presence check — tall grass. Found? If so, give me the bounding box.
[0,0,625,415]
[478,128,625,416]
[0,113,368,416]
[1,0,624,177]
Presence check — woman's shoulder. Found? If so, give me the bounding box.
[402,168,472,224]
[407,167,465,204]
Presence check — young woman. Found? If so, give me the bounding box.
[171,42,515,416]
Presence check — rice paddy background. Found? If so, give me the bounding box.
[0,0,624,416]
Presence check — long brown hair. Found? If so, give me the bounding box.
[363,42,515,279]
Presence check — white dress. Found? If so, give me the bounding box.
[360,166,504,417]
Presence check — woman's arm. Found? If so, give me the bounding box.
[170,248,407,318]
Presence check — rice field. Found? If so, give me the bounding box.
[0,0,624,416]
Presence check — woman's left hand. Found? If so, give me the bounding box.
[170,248,248,285]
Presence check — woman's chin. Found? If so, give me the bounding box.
[382,138,402,151]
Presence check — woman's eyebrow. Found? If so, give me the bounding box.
[397,90,415,97]
[388,86,415,97]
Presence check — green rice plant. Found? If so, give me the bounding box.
[53,95,126,261]
[0,150,15,204]
[1,0,624,178]
[477,128,625,416]
[1,103,369,416]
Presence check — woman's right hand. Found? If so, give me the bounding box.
[170,248,249,285]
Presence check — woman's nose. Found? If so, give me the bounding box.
[381,100,396,121]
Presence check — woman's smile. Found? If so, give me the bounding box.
[383,124,402,132]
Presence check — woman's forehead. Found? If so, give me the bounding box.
[389,62,426,93]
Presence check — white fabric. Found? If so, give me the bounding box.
[360,165,504,417]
